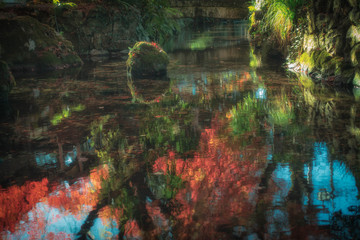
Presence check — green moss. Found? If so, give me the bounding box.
[347,25,360,47]
[37,52,62,70]
[298,52,315,71]
[63,54,83,66]
[353,70,360,87]
[298,74,314,89]
[250,48,261,68]
[312,50,332,69]
[127,41,169,78]
[298,50,341,75]
[351,44,360,66]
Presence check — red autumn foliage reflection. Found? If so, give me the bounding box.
[0,164,109,237]
[45,165,109,219]
[0,178,49,232]
[153,116,269,239]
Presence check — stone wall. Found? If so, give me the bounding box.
[52,5,141,57]
[0,4,143,60]
[169,0,249,19]
[298,0,360,86]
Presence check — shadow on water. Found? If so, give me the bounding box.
[1,20,360,239]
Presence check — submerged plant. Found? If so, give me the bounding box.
[268,93,295,126]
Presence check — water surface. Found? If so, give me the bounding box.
[1,21,360,239]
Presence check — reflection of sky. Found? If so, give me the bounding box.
[64,146,77,167]
[35,152,57,168]
[89,214,119,239]
[255,87,266,100]
[269,142,360,231]
[2,178,119,239]
[35,146,78,168]
[267,164,292,237]
[173,70,246,97]
[307,142,360,225]
[272,164,292,206]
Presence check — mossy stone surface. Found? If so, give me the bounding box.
[351,43,360,67]
[0,16,83,72]
[353,69,360,87]
[126,41,169,78]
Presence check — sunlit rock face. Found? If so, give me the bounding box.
[0,60,15,99]
[0,16,82,72]
[126,42,169,78]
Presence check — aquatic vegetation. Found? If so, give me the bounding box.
[229,90,295,136]
[90,122,139,223]
[268,93,294,127]
[148,154,184,199]
[139,93,198,155]
[229,94,266,135]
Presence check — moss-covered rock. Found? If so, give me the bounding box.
[353,69,360,87]
[351,43,360,66]
[0,16,83,72]
[347,25,360,48]
[126,41,169,78]
[0,60,15,99]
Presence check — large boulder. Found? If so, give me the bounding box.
[0,60,15,100]
[0,16,83,72]
[126,41,169,78]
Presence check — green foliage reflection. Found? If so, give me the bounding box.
[230,94,265,135]
[229,92,295,136]
[50,104,85,125]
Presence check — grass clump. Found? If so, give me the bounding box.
[249,0,308,45]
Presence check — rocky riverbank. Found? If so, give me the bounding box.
[0,2,187,74]
[249,0,360,88]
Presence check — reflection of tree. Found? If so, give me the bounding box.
[151,114,269,239]
[0,178,49,232]
[76,114,158,238]
[139,92,200,156]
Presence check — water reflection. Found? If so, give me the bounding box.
[1,21,360,239]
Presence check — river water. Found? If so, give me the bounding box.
[1,21,360,239]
